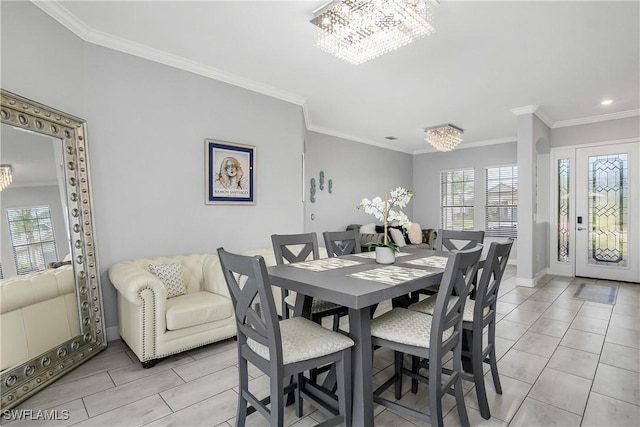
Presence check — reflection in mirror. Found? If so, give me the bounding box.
[1,125,70,276]
[0,90,105,409]
[1,125,81,373]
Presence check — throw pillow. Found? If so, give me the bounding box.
[408,222,423,244]
[390,225,411,244]
[360,223,376,234]
[149,262,187,298]
[389,228,407,247]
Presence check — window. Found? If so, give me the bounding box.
[485,165,518,238]
[440,169,475,230]
[6,206,58,275]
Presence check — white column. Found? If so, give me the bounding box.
[512,106,552,287]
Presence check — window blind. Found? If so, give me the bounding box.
[440,169,475,230]
[485,165,518,238]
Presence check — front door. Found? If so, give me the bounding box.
[575,142,639,282]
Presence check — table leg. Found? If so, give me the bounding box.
[348,306,374,427]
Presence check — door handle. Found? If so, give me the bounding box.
[577,227,585,231]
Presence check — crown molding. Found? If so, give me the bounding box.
[533,108,553,128]
[511,105,539,116]
[552,109,640,128]
[306,124,415,154]
[510,105,554,128]
[413,136,516,155]
[31,1,307,107]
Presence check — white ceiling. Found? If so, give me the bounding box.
[36,1,640,154]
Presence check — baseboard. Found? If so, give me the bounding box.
[516,268,549,288]
[106,326,120,342]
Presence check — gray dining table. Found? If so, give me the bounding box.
[267,248,450,426]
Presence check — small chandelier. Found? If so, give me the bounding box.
[310,0,437,65]
[424,124,464,152]
[0,165,13,191]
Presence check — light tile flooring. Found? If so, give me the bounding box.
[4,267,640,426]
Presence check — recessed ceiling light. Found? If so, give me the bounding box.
[601,99,613,105]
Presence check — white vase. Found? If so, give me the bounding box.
[375,247,396,264]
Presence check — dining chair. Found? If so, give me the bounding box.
[369,246,482,427]
[323,230,362,257]
[437,229,486,252]
[217,248,354,427]
[409,240,513,419]
[410,229,485,302]
[271,233,347,329]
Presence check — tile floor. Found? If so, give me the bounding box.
[4,267,640,426]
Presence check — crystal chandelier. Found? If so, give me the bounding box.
[0,165,13,191]
[310,0,437,65]
[424,124,464,152]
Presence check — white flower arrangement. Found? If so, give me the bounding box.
[358,187,415,250]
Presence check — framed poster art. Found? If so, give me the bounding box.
[205,139,255,204]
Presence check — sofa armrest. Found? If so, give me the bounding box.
[421,229,438,249]
[108,263,168,305]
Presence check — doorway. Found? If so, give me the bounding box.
[551,141,639,282]
[575,142,639,281]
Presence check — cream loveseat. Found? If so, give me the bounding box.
[109,254,237,368]
[0,265,79,371]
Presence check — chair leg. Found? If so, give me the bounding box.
[271,374,285,427]
[394,351,403,399]
[452,346,470,427]
[471,330,490,419]
[237,356,249,426]
[428,357,444,427]
[488,320,503,394]
[411,355,420,393]
[337,350,352,427]
[454,373,470,427]
[141,359,157,369]
[332,314,340,331]
[295,373,303,418]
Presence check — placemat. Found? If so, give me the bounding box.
[352,251,411,259]
[404,256,449,269]
[288,258,363,272]
[348,265,434,286]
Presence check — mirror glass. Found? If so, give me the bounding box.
[1,124,81,372]
[0,90,106,409]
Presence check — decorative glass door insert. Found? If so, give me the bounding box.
[575,142,638,282]
[587,154,628,267]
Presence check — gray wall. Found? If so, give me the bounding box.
[412,143,517,227]
[551,116,640,147]
[303,131,413,237]
[2,2,305,329]
[413,142,519,261]
[0,2,84,117]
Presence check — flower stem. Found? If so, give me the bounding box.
[383,194,389,246]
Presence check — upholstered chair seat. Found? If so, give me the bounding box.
[165,291,233,331]
[246,316,354,364]
[371,308,453,347]
[282,295,342,315]
[410,295,489,322]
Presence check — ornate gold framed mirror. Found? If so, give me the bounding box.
[0,89,106,409]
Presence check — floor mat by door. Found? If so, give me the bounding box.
[573,282,618,305]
